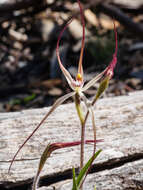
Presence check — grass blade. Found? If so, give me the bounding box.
[76,149,102,187]
[72,168,78,190]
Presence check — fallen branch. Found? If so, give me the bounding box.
[0,0,42,13]
[98,3,143,36]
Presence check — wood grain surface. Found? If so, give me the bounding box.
[0,90,143,189]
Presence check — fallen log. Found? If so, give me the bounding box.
[0,90,143,189]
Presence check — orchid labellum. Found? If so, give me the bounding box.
[8,0,118,181]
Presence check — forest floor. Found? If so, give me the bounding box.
[0,0,143,112]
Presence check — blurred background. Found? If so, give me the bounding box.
[0,0,143,112]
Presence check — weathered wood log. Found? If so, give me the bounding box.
[0,90,143,189]
[39,159,143,190]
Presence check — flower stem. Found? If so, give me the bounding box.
[75,92,85,171]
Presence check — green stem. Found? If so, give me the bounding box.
[79,77,110,187]
[75,92,85,171]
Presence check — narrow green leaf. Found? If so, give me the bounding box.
[72,168,78,190]
[76,149,102,187]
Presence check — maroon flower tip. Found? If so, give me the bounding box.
[106,20,118,79]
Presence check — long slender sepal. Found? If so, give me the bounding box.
[56,18,76,90]
[82,20,118,92]
[8,91,75,173]
[77,0,85,80]
[105,19,118,78]
[82,68,107,92]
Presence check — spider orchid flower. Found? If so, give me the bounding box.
[8,0,118,173]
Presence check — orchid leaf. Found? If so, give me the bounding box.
[72,149,102,189]
[77,149,102,187]
[72,168,78,190]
